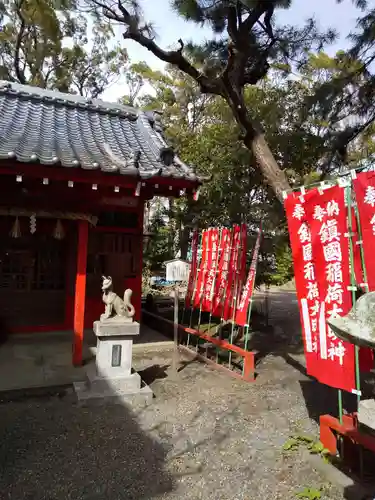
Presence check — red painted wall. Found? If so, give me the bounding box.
[8,203,144,334]
[65,277,141,330]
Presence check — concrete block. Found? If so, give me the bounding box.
[74,381,153,406]
[93,320,140,337]
[73,320,153,406]
[358,399,375,432]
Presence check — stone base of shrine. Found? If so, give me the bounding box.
[73,319,153,406]
[74,366,153,406]
[358,399,375,434]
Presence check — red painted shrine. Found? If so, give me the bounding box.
[0,81,200,365]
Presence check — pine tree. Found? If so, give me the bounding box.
[87,0,337,201]
[0,0,128,97]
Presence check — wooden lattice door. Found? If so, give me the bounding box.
[0,233,67,329]
[86,232,141,297]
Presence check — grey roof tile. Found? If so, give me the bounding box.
[0,81,198,182]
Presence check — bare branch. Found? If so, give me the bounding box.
[92,0,124,21]
[240,3,268,34]
[122,30,222,95]
[227,5,238,42]
[263,5,275,40]
[90,0,222,95]
[14,0,27,84]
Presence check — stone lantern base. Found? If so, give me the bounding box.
[74,319,153,405]
[358,399,375,435]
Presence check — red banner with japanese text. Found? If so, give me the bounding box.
[351,208,365,290]
[353,173,375,291]
[284,189,320,378]
[353,173,375,370]
[304,185,355,393]
[235,227,262,326]
[351,206,374,371]
[193,229,210,308]
[223,225,241,320]
[185,229,199,308]
[212,228,231,317]
[228,224,248,319]
[237,224,248,300]
[202,228,220,312]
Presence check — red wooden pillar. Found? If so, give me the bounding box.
[72,220,88,366]
[137,202,145,322]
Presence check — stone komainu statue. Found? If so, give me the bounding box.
[100,276,135,321]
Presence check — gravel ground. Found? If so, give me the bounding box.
[0,290,370,500]
[0,346,346,500]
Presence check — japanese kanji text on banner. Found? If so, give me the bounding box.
[285,186,356,393]
[235,228,262,327]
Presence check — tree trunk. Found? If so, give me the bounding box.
[222,81,291,203]
[179,225,190,260]
[168,198,176,256]
[246,133,291,202]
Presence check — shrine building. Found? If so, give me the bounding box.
[0,81,200,365]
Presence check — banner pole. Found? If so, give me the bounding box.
[182,229,201,347]
[243,226,262,352]
[346,183,364,476]
[187,231,202,347]
[346,185,361,406]
[338,389,343,424]
[197,229,211,352]
[228,227,243,369]
[181,283,186,326]
[183,229,198,326]
[353,198,369,292]
[352,183,372,410]
[172,282,179,374]
[214,227,234,363]
[207,228,223,335]
[202,227,219,357]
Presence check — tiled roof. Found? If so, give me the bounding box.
[0,81,198,182]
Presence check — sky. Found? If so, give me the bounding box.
[102,0,361,102]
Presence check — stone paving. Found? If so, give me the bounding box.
[0,325,172,392]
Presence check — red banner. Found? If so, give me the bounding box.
[354,173,375,291]
[227,224,248,320]
[285,189,320,378]
[351,207,374,370]
[304,185,355,393]
[212,228,231,317]
[185,230,199,308]
[351,208,365,289]
[235,227,262,326]
[353,173,375,370]
[238,224,248,298]
[223,225,241,320]
[202,228,220,312]
[193,229,210,308]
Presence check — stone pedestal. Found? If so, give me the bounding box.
[358,399,375,434]
[74,319,153,405]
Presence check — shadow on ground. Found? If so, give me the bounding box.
[137,363,170,385]
[344,482,375,499]
[0,392,174,500]
[299,379,358,422]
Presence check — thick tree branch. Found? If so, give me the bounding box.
[122,29,222,95]
[227,6,238,42]
[240,3,268,35]
[263,5,275,40]
[90,0,222,94]
[90,0,291,201]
